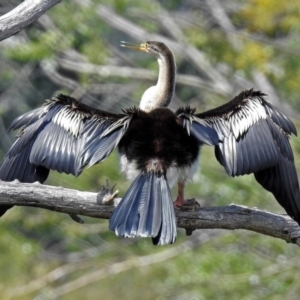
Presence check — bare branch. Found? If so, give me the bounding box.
[56,58,224,93]
[5,231,213,298]
[0,0,62,42]
[51,233,211,297]
[0,181,299,246]
[204,0,296,116]
[72,2,233,95]
[204,0,242,49]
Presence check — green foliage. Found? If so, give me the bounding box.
[5,30,72,62]
[231,1,300,105]
[238,0,300,35]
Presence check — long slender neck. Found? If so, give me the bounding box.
[140,49,176,112]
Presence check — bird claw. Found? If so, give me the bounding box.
[174,198,200,211]
[175,198,199,236]
[97,179,120,206]
[68,179,120,223]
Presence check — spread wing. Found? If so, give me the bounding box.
[176,106,219,147]
[0,94,132,183]
[179,89,300,224]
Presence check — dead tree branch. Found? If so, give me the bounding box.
[0,0,61,42]
[4,231,213,299]
[56,58,221,92]
[0,181,300,246]
[204,0,297,117]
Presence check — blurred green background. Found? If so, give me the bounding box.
[1,0,300,299]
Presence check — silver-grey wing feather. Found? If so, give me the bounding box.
[195,89,300,224]
[0,95,131,183]
[109,172,177,245]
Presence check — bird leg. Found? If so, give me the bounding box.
[173,181,201,209]
[173,180,186,207]
[173,181,200,237]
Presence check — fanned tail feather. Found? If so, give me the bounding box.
[109,172,177,245]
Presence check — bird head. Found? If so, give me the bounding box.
[121,41,168,59]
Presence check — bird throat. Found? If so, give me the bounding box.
[140,53,176,112]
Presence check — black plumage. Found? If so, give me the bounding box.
[0,41,299,245]
[118,108,200,171]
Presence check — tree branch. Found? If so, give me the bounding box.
[203,0,297,117]
[4,232,212,298]
[0,0,61,42]
[75,2,233,95]
[1,181,299,246]
[56,58,222,92]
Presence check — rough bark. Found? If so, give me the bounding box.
[0,0,61,42]
[1,180,299,246]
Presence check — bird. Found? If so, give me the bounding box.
[0,41,299,246]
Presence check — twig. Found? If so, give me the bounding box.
[203,0,296,116]
[76,3,233,95]
[51,232,210,297]
[4,231,213,298]
[56,58,224,92]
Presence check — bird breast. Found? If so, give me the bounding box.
[118,108,200,186]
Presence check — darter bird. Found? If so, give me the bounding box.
[0,41,299,245]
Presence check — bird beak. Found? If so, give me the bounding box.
[120,41,147,52]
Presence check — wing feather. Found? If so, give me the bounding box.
[194,90,292,176]
[193,89,300,224]
[178,89,299,224]
[0,94,133,183]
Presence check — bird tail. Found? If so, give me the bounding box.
[109,172,177,245]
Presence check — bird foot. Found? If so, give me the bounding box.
[173,198,200,236]
[174,198,200,236]
[174,198,200,211]
[97,179,120,206]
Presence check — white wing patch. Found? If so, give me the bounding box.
[228,97,267,139]
[100,115,132,138]
[52,107,85,137]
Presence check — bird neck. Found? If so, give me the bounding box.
[140,51,176,112]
